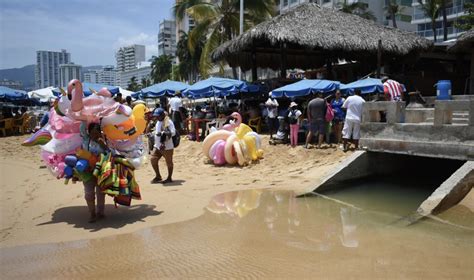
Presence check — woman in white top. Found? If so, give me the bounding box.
[287,102,302,147]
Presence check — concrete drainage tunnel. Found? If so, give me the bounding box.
[308,151,473,228]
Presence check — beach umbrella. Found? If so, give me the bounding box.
[139,80,189,98]
[52,82,120,97]
[340,77,406,95]
[183,77,249,99]
[340,78,384,95]
[0,86,28,102]
[270,79,341,98]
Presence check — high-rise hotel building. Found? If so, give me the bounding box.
[115,44,146,72]
[35,49,71,88]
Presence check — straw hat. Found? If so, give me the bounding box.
[290,102,298,108]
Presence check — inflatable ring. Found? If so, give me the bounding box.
[246,131,262,150]
[224,134,238,165]
[202,130,232,160]
[233,141,246,166]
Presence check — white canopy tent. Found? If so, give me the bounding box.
[27,87,56,103]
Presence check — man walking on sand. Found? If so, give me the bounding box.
[342,89,365,152]
[150,108,176,184]
[305,92,327,149]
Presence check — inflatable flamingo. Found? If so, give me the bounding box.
[222,112,242,131]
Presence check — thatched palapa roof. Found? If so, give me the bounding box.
[212,3,432,71]
[449,29,474,53]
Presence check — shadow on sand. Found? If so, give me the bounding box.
[37,204,163,232]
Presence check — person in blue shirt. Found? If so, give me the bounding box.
[331,90,346,146]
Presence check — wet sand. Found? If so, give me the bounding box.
[2,190,473,279]
[0,135,347,248]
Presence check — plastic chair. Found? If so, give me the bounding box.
[205,118,227,135]
[13,116,26,134]
[0,118,14,137]
[248,117,262,133]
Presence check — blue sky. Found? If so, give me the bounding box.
[0,0,175,69]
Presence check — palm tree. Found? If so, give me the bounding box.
[174,0,275,78]
[386,0,404,28]
[141,77,151,88]
[440,0,454,41]
[127,76,140,92]
[455,2,474,31]
[340,0,377,21]
[150,55,173,83]
[176,30,203,82]
[417,0,441,42]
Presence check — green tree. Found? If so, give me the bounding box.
[174,0,275,78]
[176,30,203,82]
[417,0,441,42]
[127,76,140,92]
[385,0,404,28]
[150,55,173,83]
[440,0,454,41]
[141,77,152,88]
[455,2,474,31]
[340,0,377,21]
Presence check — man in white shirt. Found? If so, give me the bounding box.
[342,89,365,152]
[265,93,279,139]
[168,92,183,132]
[150,108,176,184]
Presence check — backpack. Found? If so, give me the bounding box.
[289,110,298,125]
[172,129,180,148]
[325,102,334,122]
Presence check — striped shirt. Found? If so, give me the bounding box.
[383,79,403,101]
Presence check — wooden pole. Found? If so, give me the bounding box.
[377,39,382,78]
[280,42,287,79]
[251,44,258,82]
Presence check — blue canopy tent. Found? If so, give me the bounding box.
[52,83,120,97]
[340,77,406,95]
[138,80,189,99]
[270,79,341,98]
[183,77,250,99]
[0,86,28,102]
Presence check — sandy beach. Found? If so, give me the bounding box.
[0,134,349,248]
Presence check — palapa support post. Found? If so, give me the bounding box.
[280,42,287,79]
[326,56,333,80]
[377,39,382,78]
[251,44,258,82]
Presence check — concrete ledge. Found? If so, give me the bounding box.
[311,151,369,193]
[417,161,474,216]
[360,138,474,161]
[361,123,474,143]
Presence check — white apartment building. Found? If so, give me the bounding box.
[83,66,118,86]
[412,0,468,42]
[59,63,82,88]
[99,66,118,86]
[118,62,152,89]
[278,0,415,32]
[35,49,71,88]
[83,70,99,83]
[158,19,177,59]
[115,44,146,72]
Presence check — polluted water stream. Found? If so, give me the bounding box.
[1,177,473,279]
